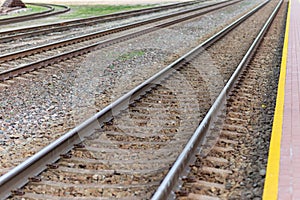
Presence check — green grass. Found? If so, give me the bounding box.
[119,50,146,61]
[108,50,146,69]
[27,4,50,13]
[0,4,153,20]
[59,5,153,19]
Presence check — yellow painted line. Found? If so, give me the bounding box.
[263,0,291,199]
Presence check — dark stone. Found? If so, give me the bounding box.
[1,0,26,8]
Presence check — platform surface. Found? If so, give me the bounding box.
[278,0,300,198]
[263,0,300,199]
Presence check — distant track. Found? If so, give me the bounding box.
[0,0,240,82]
[0,1,199,42]
[0,3,70,25]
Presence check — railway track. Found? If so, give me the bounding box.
[0,0,241,82]
[0,0,283,199]
[0,3,70,26]
[0,1,199,42]
[175,0,286,199]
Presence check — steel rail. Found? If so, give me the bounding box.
[0,0,240,81]
[0,1,198,41]
[0,3,70,25]
[151,0,282,199]
[0,0,270,199]
[0,0,232,58]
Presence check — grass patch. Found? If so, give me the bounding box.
[26,4,50,13]
[107,50,146,70]
[0,4,153,20]
[59,4,153,19]
[119,50,146,61]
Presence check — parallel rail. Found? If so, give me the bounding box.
[0,1,198,41]
[0,0,240,81]
[152,0,283,198]
[0,0,273,199]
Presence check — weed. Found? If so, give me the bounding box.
[59,5,153,19]
[119,50,145,61]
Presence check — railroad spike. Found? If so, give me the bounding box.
[113,170,121,175]
[29,176,42,182]
[190,163,202,168]
[175,190,188,197]
[60,153,72,159]
[11,189,25,196]
[74,143,85,149]
[182,176,197,183]
[47,163,59,169]
[129,103,137,108]
[104,121,113,126]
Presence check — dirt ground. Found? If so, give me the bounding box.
[23,0,190,5]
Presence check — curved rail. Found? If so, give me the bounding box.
[0,0,271,199]
[152,0,283,199]
[0,0,240,81]
[0,3,70,25]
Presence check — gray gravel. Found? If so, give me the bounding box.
[235,3,286,198]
